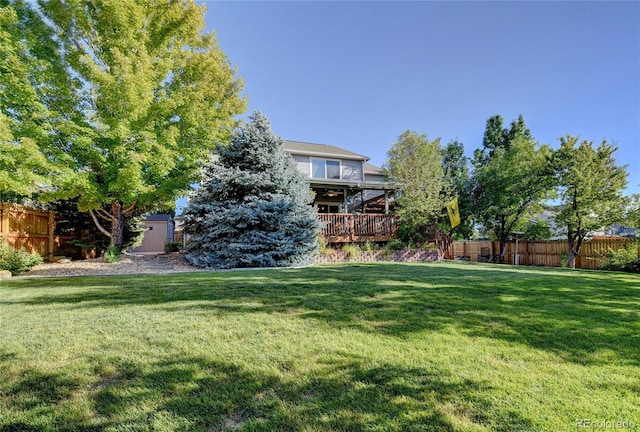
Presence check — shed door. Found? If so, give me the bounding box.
[133,221,167,253]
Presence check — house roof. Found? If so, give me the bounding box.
[364,162,385,176]
[145,214,173,222]
[284,140,369,161]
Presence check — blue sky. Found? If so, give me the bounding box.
[202,1,639,196]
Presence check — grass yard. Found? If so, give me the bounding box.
[0,261,638,431]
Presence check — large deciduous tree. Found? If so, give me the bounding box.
[2,0,245,251]
[384,130,448,244]
[181,112,319,269]
[553,135,628,268]
[471,115,555,261]
[0,0,77,198]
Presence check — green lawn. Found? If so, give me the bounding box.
[0,262,638,431]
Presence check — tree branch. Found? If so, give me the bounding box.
[89,209,112,238]
[123,200,138,215]
[96,207,113,221]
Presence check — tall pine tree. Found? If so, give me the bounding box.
[182,112,319,269]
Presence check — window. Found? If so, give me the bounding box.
[326,160,340,179]
[317,204,340,214]
[311,158,341,179]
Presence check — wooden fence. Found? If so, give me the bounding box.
[452,239,639,270]
[0,202,64,260]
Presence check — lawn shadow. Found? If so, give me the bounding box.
[1,352,536,431]
[3,263,640,366]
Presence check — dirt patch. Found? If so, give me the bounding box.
[17,253,205,278]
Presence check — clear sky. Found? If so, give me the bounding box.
[202,1,640,196]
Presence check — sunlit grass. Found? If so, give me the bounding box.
[0,262,638,431]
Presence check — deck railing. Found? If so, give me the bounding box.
[318,213,398,243]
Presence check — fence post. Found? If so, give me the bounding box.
[48,210,55,262]
[1,203,8,245]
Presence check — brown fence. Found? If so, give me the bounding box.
[452,239,639,270]
[0,202,66,260]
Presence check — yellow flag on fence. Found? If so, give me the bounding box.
[446,197,461,229]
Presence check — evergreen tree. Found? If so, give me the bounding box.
[182,112,319,269]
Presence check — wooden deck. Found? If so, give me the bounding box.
[318,213,398,243]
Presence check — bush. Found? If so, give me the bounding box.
[386,239,405,251]
[600,244,640,273]
[104,245,121,263]
[341,244,360,260]
[362,241,376,251]
[0,244,44,275]
[164,242,182,253]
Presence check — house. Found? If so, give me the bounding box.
[131,214,175,254]
[283,140,399,243]
[283,140,398,214]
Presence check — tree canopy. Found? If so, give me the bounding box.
[384,131,448,244]
[440,139,473,239]
[181,112,319,269]
[1,0,246,250]
[553,135,628,268]
[471,115,555,260]
[0,0,77,197]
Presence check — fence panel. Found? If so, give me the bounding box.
[1,203,56,259]
[452,239,637,269]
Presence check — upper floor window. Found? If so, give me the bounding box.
[311,158,341,179]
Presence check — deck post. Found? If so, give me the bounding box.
[384,191,389,214]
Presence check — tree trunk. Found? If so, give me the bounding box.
[567,248,577,269]
[110,201,125,252]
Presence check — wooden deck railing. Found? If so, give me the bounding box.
[318,213,398,243]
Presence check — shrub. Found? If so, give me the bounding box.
[600,244,640,273]
[386,239,405,251]
[0,244,44,275]
[362,241,376,251]
[317,236,336,256]
[164,242,182,253]
[341,244,360,260]
[104,245,121,263]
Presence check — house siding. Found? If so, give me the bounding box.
[292,155,310,177]
[342,160,363,181]
[365,173,385,183]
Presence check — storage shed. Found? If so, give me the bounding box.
[131,214,175,254]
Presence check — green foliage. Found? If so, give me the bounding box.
[625,194,640,230]
[384,131,447,243]
[182,112,319,269]
[599,243,640,273]
[385,239,405,250]
[46,199,145,258]
[440,139,474,239]
[103,245,120,263]
[553,135,628,268]
[0,243,43,275]
[0,1,77,197]
[471,115,555,259]
[362,240,376,251]
[164,242,182,254]
[519,219,552,240]
[1,0,246,250]
[341,244,360,260]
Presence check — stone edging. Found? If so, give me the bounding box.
[315,249,442,264]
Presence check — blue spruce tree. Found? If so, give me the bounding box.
[182,111,319,269]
